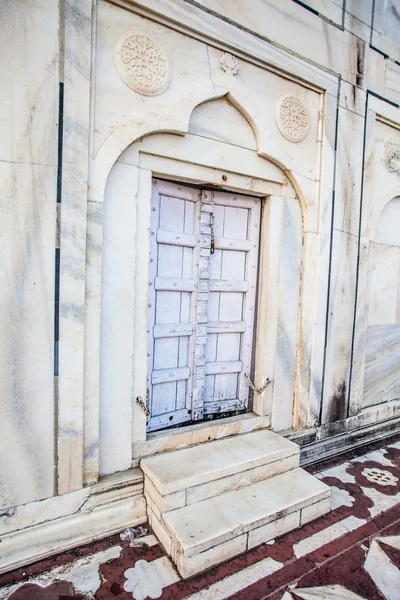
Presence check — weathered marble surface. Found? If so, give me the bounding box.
[58,0,93,493]
[1,0,400,571]
[191,0,380,89]
[0,0,58,509]
[350,102,400,414]
[371,0,400,61]
[322,106,365,424]
[363,325,400,408]
[99,162,138,475]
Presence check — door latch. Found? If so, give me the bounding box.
[245,373,271,394]
[136,389,150,418]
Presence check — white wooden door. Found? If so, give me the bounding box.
[147,180,260,431]
[204,191,260,415]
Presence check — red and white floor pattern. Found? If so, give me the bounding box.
[1,437,400,600]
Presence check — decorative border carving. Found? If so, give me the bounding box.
[275,94,309,143]
[219,52,240,75]
[383,138,400,172]
[114,30,171,96]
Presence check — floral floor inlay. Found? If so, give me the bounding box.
[1,437,400,600]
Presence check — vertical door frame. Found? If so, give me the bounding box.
[127,151,302,451]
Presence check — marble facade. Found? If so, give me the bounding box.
[1,0,400,574]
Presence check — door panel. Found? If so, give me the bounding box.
[204,192,260,415]
[147,181,260,431]
[147,180,200,431]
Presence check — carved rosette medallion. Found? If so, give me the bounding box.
[383,138,400,172]
[114,31,171,96]
[219,52,240,75]
[275,94,309,143]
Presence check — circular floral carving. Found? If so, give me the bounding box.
[114,32,171,96]
[361,467,398,486]
[383,138,400,172]
[275,94,309,143]
[219,52,240,75]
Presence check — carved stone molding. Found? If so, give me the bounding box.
[114,31,171,96]
[219,52,240,75]
[383,138,400,172]
[275,94,309,143]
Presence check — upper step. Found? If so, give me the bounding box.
[141,429,299,496]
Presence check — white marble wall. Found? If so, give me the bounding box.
[1,0,400,560]
[58,0,93,494]
[0,0,58,509]
[350,105,400,414]
[321,97,366,424]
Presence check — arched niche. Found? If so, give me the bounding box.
[362,195,400,409]
[83,91,326,480]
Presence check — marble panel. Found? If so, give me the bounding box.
[371,0,400,61]
[0,162,56,510]
[58,180,88,494]
[0,0,58,513]
[249,453,299,483]
[299,0,343,25]
[0,0,58,166]
[88,483,143,508]
[191,0,364,86]
[58,0,93,492]
[298,231,331,427]
[349,237,370,416]
[368,243,400,326]
[83,199,104,484]
[251,196,282,418]
[132,169,152,443]
[366,120,400,238]
[294,515,364,557]
[344,12,371,43]
[132,414,269,459]
[339,81,366,117]
[188,97,257,151]
[147,507,173,556]
[0,488,89,537]
[248,511,300,550]
[0,496,147,575]
[182,556,282,600]
[207,45,322,185]
[272,197,302,431]
[186,471,251,506]
[334,107,365,237]
[145,478,186,512]
[94,0,212,156]
[175,534,247,579]
[300,496,332,525]
[99,162,138,475]
[346,0,373,26]
[322,229,358,423]
[375,197,400,246]
[363,324,400,408]
[385,61,400,106]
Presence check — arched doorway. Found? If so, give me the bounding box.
[98,96,304,474]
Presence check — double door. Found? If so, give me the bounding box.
[147,179,260,431]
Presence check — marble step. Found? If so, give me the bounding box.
[155,467,331,578]
[142,430,299,512]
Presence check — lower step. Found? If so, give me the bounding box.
[150,468,330,578]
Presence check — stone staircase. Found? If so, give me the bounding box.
[141,430,331,578]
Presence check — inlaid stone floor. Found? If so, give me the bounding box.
[1,436,400,600]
